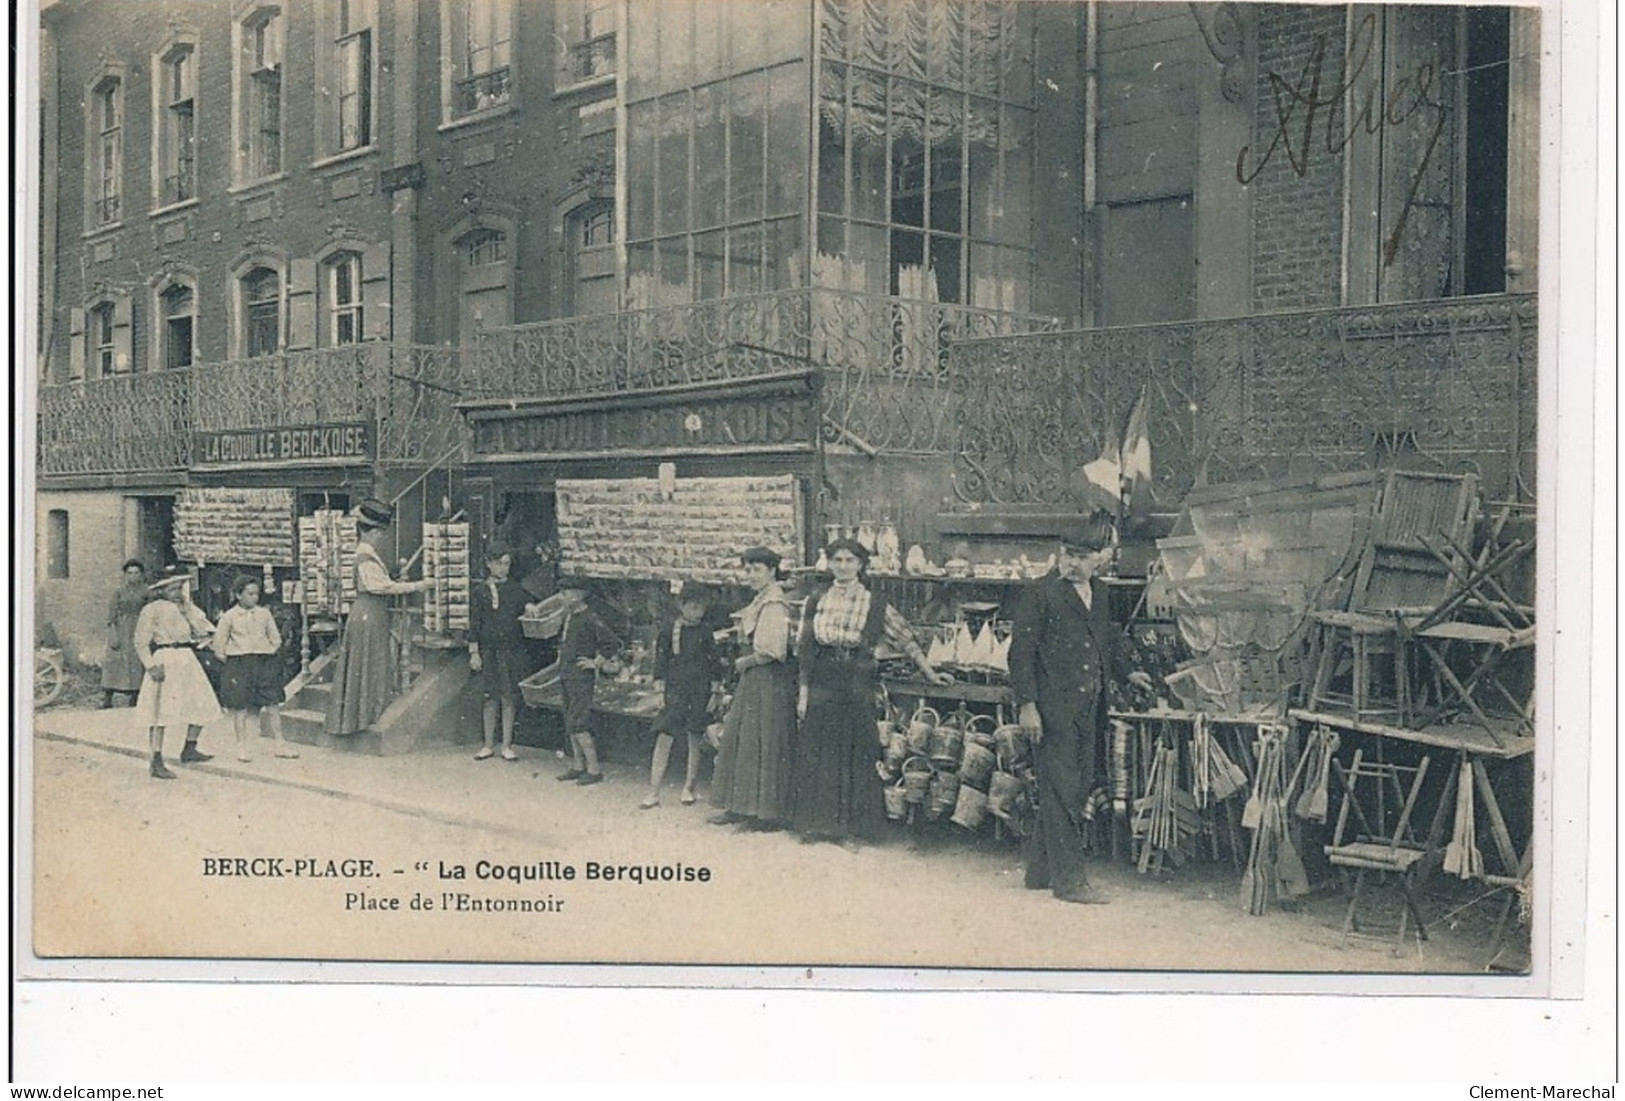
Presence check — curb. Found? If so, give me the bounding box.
[35,728,552,843]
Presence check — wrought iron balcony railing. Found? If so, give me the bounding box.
[946,293,1538,505]
[567,34,616,83]
[454,68,512,115]
[37,292,1536,508]
[467,287,1060,453]
[36,343,467,478]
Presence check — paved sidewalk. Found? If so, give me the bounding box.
[30,705,653,844]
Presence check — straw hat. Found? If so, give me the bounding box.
[352,498,394,530]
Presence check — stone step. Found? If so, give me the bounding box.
[279,706,384,755]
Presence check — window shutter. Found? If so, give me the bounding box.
[112,296,134,372]
[68,307,86,381]
[361,241,392,341]
[287,257,317,350]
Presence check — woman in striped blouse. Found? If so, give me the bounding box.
[791,538,951,849]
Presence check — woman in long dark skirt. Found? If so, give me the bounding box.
[709,547,797,827]
[792,538,951,850]
[325,499,432,738]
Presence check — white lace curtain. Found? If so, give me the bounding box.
[818,0,1019,145]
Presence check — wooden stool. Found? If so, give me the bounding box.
[1308,611,1411,726]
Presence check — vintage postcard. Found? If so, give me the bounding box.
[14,0,1597,1023]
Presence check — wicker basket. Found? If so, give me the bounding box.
[519,594,572,640]
[517,660,563,708]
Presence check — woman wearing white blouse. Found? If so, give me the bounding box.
[324,500,432,738]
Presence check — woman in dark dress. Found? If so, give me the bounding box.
[792,538,951,849]
[709,547,797,828]
[101,559,149,707]
[325,499,432,738]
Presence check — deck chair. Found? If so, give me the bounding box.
[1307,470,1480,725]
[1324,747,1433,952]
[1401,524,1537,743]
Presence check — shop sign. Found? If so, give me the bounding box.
[194,422,373,468]
[461,372,818,463]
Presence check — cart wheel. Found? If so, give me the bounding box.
[34,651,65,708]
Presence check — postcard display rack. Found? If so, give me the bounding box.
[173,487,298,568]
[519,474,807,721]
[420,522,471,635]
[296,510,359,620]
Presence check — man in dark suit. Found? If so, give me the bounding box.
[1008,511,1152,904]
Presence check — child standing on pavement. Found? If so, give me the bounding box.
[212,575,296,762]
[468,543,531,762]
[555,588,622,786]
[641,587,722,810]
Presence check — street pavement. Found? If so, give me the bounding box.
[26,705,1516,976]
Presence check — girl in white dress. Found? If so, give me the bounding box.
[133,570,220,779]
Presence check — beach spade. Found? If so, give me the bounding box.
[1443,759,1470,876]
[1273,802,1311,898]
[1240,741,1268,830]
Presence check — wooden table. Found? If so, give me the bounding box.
[1288,708,1532,889]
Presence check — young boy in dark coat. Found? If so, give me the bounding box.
[468,543,532,761]
[642,586,723,809]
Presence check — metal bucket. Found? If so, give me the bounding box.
[928,724,964,768]
[901,756,933,805]
[883,777,909,821]
[950,784,989,830]
[926,768,960,820]
[960,741,997,790]
[906,705,939,756]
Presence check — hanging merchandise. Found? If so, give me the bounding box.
[421,521,472,634]
[875,520,902,575]
[296,509,358,619]
[951,619,977,668]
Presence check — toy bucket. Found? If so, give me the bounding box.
[928,724,964,767]
[876,717,898,750]
[950,784,989,829]
[994,721,1030,767]
[883,728,912,774]
[960,741,997,790]
[883,777,909,821]
[906,705,939,756]
[926,768,961,820]
[986,769,1024,819]
[901,756,933,805]
[963,714,997,750]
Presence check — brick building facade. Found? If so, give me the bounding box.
[33,1,1540,666]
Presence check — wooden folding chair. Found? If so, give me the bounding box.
[1324,747,1433,953]
[1307,470,1479,726]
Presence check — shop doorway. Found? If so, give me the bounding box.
[493,490,558,592]
[134,496,175,570]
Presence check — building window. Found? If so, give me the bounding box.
[158,45,197,206]
[580,206,613,248]
[568,202,617,316]
[454,228,512,341]
[563,0,616,85]
[449,0,513,118]
[91,78,122,225]
[325,0,375,153]
[238,8,284,180]
[46,510,70,580]
[161,283,196,368]
[70,296,132,379]
[91,303,116,377]
[243,267,281,357]
[809,2,1038,308]
[326,253,364,345]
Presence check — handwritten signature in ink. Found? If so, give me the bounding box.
[1237,12,1450,266]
